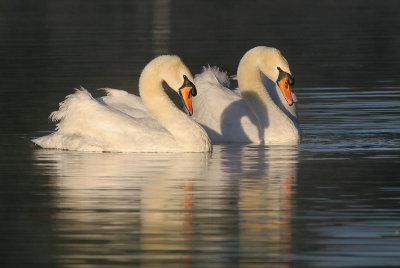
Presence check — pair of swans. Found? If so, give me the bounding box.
[32,46,301,152]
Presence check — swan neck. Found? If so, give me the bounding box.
[237,55,263,91]
[139,73,188,135]
[236,48,299,143]
[237,51,275,117]
[139,61,210,150]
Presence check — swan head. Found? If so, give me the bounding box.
[250,46,296,106]
[140,55,197,116]
[276,66,295,106]
[158,56,197,116]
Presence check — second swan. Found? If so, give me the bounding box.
[192,46,301,144]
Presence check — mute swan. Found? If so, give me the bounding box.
[32,55,212,152]
[192,46,301,144]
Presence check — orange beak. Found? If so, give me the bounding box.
[277,77,293,106]
[179,86,194,116]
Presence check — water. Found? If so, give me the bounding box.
[1,1,400,267]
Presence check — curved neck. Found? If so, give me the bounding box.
[237,52,282,127]
[139,63,210,150]
[140,74,188,134]
[237,51,299,143]
[237,52,264,93]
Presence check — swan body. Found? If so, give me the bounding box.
[192,46,301,144]
[33,55,212,152]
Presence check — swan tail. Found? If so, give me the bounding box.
[195,65,230,87]
[49,87,94,124]
[32,132,104,152]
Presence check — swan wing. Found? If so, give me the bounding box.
[33,88,173,152]
[99,88,152,118]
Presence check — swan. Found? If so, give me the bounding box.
[192,46,301,144]
[32,55,212,152]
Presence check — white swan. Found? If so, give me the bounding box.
[32,55,212,152]
[192,46,301,144]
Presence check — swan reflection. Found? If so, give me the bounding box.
[33,145,298,266]
[34,149,210,266]
[234,146,297,264]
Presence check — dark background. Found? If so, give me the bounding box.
[0,1,399,266]
[0,0,399,135]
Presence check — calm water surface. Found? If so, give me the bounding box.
[1,1,400,267]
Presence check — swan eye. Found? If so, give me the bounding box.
[191,87,197,96]
[179,75,196,94]
[277,66,295,86]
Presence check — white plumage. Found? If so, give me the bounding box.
[33,55,212,152]
[192,46,301,144]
